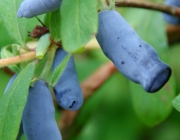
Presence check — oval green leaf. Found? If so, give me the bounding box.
[50,53,71,86]
[172,94,180,112]
[49,9,61,41]
[60,0,98,52]
[130,75,176,126]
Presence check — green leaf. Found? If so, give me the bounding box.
[0,44,21,73]
[0,19,1,24]
[60,0,98,52]
[130,75,176,126]
[172,94,180,112]
[0,0,28,46]
[0,20,13,48]
[50,9,61,41]
[168,45,180,93]
[50,53,71,86]
[0,62,35,140]
[0,44,21,58]
[36,33,51,59]
[43,13,51,27]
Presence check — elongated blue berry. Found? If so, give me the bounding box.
[4,74,18,93]
[52,48,84,110]
[17,0,62,18]
[22,80,62,140]
[4,76,62,140]
[163,0,180,25]
[96,10,171,93]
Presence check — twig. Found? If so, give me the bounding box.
[0,51,36,68]
[59,61,117,139]
[36,17,46,27]
[81,61,117,100]
[114,0,180,16]
[98,0,108,10]
[2,67,15,76]
[111,0,180,44]
[166,25,180,45]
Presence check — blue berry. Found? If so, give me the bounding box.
[52,48,84,110]
[17,0,62,18]
[22,80,62,140]
[96,10,171,93]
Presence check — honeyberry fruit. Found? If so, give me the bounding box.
[52,48,84,110]
[96,10,171,93]
[22,80,62,140]
[17,0,62,18]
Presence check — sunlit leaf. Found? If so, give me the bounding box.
[50,53,71,86]
[49,9,61,41]
[60,0,98,52]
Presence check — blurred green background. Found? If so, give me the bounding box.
[1,0,180,140]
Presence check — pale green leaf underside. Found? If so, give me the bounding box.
[60,0,98,52]
[36,33,51,59]
[51,53,71,86]
[172,94,180,112]
[50,9,61,41]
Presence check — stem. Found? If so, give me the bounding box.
[2,67,15,76]
[109,0,115,10]
[114,0,180,17]
[36,17,46,27]
[0,51,36,68]
[40,44,57,80]
[81,61,117,99]
[166,25,180,45]
[98,0,108,10]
